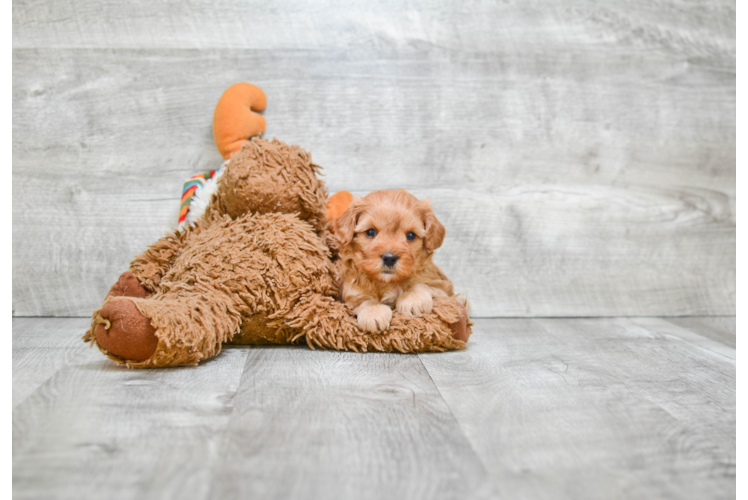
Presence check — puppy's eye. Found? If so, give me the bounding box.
[365,229,377,238]
[406,231,416,241]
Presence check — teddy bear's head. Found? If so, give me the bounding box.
[207,137,329,233]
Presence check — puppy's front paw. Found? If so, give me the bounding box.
[396,284,433,317]
[356,303,393,333]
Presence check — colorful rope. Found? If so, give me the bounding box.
[178,168,221,226]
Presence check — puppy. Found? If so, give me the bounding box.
[333,190,455,333]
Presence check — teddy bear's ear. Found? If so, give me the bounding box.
[334,196,366,246]
[418,199,445,252]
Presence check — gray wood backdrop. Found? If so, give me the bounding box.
[12,0,735,318]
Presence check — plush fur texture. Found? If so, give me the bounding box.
[205,138,329,233]
[84,138,471,367]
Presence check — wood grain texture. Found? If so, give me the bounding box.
[666,316,736,349]
[12,318,90,408]
[13,345,249,500]
[12,317,736,499]
[12,0,736,56]
[12,48,735,191]
[12,0,735,317]
[210,347,495,500]
[404,186,734,317]
[418,318,735,500]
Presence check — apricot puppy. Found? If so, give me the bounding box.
[334,190,455,333]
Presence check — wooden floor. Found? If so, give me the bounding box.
[12,317,735,500]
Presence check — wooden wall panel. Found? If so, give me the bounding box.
[12,1,735,317]
[13,0,735,55]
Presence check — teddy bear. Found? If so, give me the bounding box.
[82,83,471,368]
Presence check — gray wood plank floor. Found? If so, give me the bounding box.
[13,317,735,500]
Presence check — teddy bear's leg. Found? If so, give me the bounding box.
[92,298,159,361]
[88,212,342,367]
[285,293,471,353]
[88,289,243,367]
[447,300,471,342]
[83,224,205,357]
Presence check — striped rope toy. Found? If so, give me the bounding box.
[177,167,222,227]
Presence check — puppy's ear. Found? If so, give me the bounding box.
[419,199,445,252]
[333,196,365,246]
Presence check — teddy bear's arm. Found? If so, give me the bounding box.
[128,224,204,294]
[284,293,470,353]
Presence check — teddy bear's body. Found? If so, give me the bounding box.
[85,137,470,368]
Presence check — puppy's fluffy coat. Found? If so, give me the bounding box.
[334,190,455,333]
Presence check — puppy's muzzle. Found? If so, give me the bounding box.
[381,253,399,268]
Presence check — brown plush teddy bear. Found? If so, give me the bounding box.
[83,85,471,368]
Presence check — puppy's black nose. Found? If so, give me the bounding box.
[382,253,399,267]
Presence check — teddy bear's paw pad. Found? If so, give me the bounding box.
[106,271,149,300]
[449,301,471,342]
[95,299,158,361]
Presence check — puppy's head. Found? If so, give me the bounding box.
[334,190,445,283]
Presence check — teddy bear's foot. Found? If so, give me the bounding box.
[95,299,158,361]
[448,301,471,342]
[106,271,150,299]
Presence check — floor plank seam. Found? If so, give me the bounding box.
[13,344,90,410]
[414,353,493,481]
